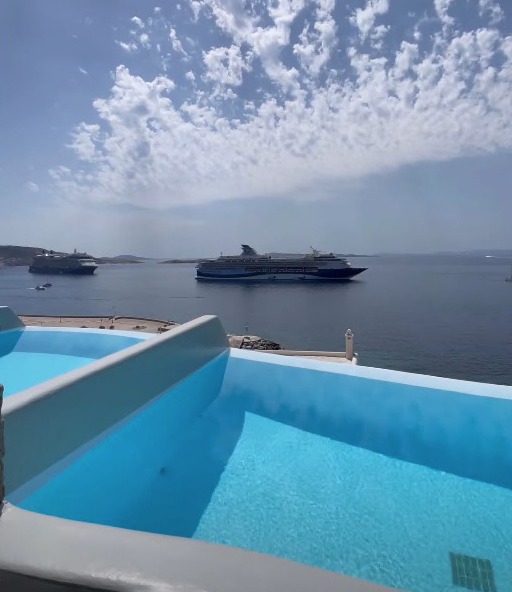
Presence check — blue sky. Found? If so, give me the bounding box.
[2,0,512,257]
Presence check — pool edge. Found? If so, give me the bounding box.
[0,504,399,592]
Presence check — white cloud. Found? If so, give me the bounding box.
[371,24,389,49]
[116,40,138,53]
[294,3,337,76]
[250,27,300,91]
[49,166,71,178]
[68,123,102,161]
[199,0,302,91]
[140,32,151,49]
[169,27,188,57]
[117,16,168,54]
[51,3,512,212]
[131,16,144,28]
[393,41,419,79]
[154,6,161,14]
[200,0,256,42]
[190,0,202,21]
[478,0,504,25]
[204,45,248,86]
[433,0,454,26]
[350,0,389,40]
[27,181,39,193]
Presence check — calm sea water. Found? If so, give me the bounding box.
[1,256,511,384]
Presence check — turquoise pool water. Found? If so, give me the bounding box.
[0,352,94,397]
[13,356,512,592]
[0,328,147,397]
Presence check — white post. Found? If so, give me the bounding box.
[0,384,4,509]
[345,329,354,361]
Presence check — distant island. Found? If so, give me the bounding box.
[430,249,512,257]
[0,245,144,267]
[0,245,42,266]
[95,256,142,265]
[160,258,199,264]
[113,254,155,261]
[92,254,156,264]
[266,252,374,258]
[377,249,512,257]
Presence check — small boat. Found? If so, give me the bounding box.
[35,285,46,291]
[43,283,52,287]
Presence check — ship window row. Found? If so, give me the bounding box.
[245,267,317,273]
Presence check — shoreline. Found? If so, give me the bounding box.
[19,315,354,364]
[20,315,179,334]
[19,314,278,345]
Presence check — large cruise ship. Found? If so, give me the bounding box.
[29,250,98,275]
[196,245,367,282]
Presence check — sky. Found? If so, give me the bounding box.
[1,0,512,257]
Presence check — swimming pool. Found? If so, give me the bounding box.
[6,343,512,592]
[0,326,150,397]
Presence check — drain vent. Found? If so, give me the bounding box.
[450,552,496,592]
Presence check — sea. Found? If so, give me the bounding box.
[1,255,511,386]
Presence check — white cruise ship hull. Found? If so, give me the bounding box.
[196,269,366,282]
[196,245,367,282]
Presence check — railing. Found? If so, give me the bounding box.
[231,329,357,363]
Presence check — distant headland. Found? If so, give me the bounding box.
[0,245,144,267]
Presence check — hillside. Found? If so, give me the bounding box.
[114,254,153,261]
[0,245,47,266]
[95,257,142,264]
[0,245,143,267]
[160,258,199,264]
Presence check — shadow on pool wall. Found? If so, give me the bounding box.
[0,329,23,358]
[14,353,232,537]
[0,308,26,357]
[220,353,512,491]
